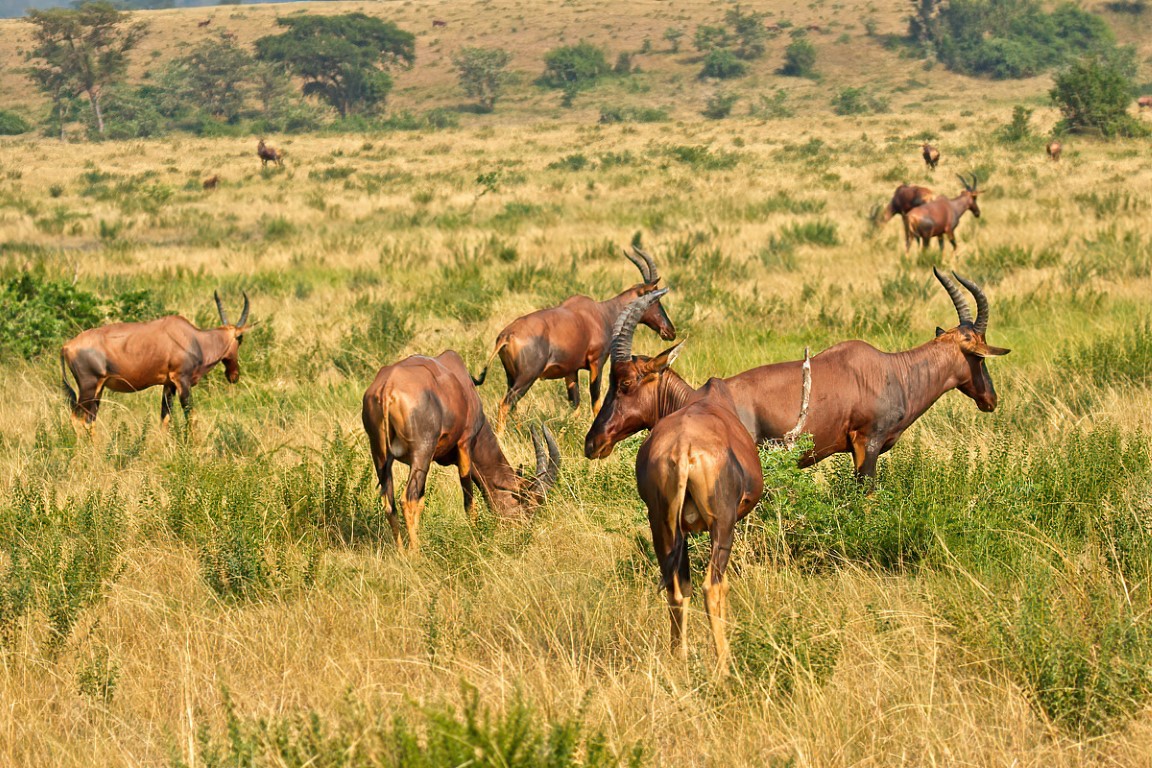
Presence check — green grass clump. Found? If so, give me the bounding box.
[1060,319,1152,389]
[769,219,840,249]
[664,144,740,170]
[182,683,645,768]
[333,298,415,378]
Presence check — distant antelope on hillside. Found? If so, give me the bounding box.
[1046,141,1062,162]
[921,142,940,170]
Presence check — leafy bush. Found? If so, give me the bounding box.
[995,105,1034,143]
[0,274,105,360]
[547,153,590,171]
[664,144,741,171]
[0,109,32,135]
[699,49,746,79]
[831,86,890,115]
[701,90,738,119]
[93,87,167,139]
[748,89,793,118]
[598,105,669,124]
[540,42,610,92]
[912,0,1119,79]
[780,37,817,78]
[452,46,513,112]
[1051,51,1149,137]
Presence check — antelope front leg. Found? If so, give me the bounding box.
[564,373,580,409]
[589,359,605,415]
[458,448,476,521]
[402,458,431,554]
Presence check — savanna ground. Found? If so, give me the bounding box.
[3,0,1152,765]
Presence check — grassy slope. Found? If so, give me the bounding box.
[2,1,1152,766]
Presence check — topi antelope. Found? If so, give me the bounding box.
[1046,141,1062,161]
[588,269,1008,480]
[1138,96,1152,110]
[904,174,981,253]
[202,175,219,190]
[362,351,561,552]
[873,183,935,249]
[257,139,284,168]
[472,246,675,433]
[921,142,940,170]
[61,292,250,428]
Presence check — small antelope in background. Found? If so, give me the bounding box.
[905,174,981,254]
[257,139,284,168]
[202,175,219,190]
[921,142,940,170]
[1046,141,1062,161]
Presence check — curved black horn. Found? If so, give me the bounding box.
[956,173,972,193]
[632,246,659,283]
[529,424,561,498]
[214,290,230,325]
[933,267,973,326]
[237,291,250,327]
[953,272,989,335]
[611,288,668,363]
[624,249,650,283]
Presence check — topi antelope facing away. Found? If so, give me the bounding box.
[202,175,219,190]
[921,142,940,170]
[1046,141,1062,161]
[588,269,1008,480]
[362,351,561,552]
[905,173,981,254]
[472,246,675,433]
[873,183,935,248]
[257,139,284,168]
[61,292,250,428]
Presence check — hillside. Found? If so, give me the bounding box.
[1,0,1149,128]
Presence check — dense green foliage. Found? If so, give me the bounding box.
[699,49,746,79]
[909,0,1117,79]
[780,37,817,78]
[254,14,415,117]
[452,46,514,112]
[23,1,147,135]
[1050,51,1148,137]
[0,109,31,135]
[540,42,611,103]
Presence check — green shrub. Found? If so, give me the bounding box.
[699,48,746,79]
[780,37,818,78]
[540,42,610,92]
[0,484,125,653]
[701,90,738,119]
[831,86,889,115]
[770,218,840,248]
[93,87,167,140]
[911,0,1119,79]
[1051,51,1150,137]
[597,105,669,124]
[995,105,1035,143]
[748,89,793,118]
[181,683,646,768]
[0,274,105,360]
[547,153,591,171]
[0,109,32,135]
[664,144,741,171]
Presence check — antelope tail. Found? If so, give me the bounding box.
[783,348,812,445]
[60,352,77,409]
[471,339,506,386]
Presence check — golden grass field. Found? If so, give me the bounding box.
[2,0,1152,766]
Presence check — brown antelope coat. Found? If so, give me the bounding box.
[362,351,560,551]
[1046,141,1062,161]
[257,139,283,167]
[875,183,936,248]
[587,270,1008,479]
[472,247,675,431]
[61,293,249,427]
[922,142,940,170]
[905,174,981,253]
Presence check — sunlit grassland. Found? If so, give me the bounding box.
[3,1,1152,764]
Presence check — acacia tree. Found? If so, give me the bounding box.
[254,14,415,118]
[24,1,146,136]
[164,33,254,122]
[452,47,512,112]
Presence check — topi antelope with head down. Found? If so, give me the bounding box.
[61,292,250,428]
[873,183,935,249]
[588,269,1008,480]
[362,351,561,552]
[472,246,675,433]
[904,174,981,254]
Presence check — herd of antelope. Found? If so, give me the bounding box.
[53,138,1020,675]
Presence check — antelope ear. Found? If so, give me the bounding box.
[935,327,946,337]
[650,340,686,372]
[980,345,1011,357]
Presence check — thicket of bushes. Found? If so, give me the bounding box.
[909,0,1120,79]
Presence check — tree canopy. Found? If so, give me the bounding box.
[254,13,415,118]
[24,1,146,135]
